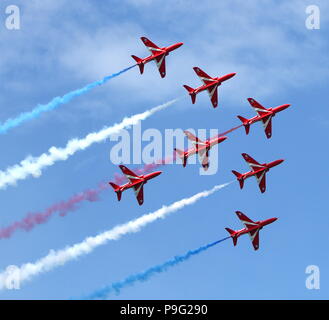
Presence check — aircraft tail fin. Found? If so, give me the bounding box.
[131,55,144,74]
[183,85,196,104]
[237,116,250,135]
[109,182,122,201]
[225,228,238,246]
[232,170,244,189]
[174,148,187,167]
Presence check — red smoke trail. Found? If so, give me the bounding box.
[217,124,243,137]
[0,156,175,240]
[0,123,240,240]
[0,182,109,239]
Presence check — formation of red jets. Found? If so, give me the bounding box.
[109,37,291,250]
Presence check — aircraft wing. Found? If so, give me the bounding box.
[247,98,270,116]
[184,130,206,150]
[255,170,266,193]
[249,228,260,250]
[235,211,260,250]
[154,54,166,78]
[236,211,258,229]
[193,67,215,85]
[261,114,273,139]
[242,153,266,172]
[141,37,163,55]
[207,85,218,108]
[198,149,210,170]
[133,182,144,205]
[119,165,142,184]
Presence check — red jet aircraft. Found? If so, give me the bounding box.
[237,98,291,139]
[232,153,284,193]
[109,165,161,205]
[225,211,277,250]
[131,37,183,78]
[174,130,227,170]
[183,67,236,108]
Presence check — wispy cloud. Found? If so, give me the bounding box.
[57,0,329,106]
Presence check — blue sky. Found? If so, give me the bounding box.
[0,0,328,299]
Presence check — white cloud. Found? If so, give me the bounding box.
[56,0,329,109]
[0,0,327,120]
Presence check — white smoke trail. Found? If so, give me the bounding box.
[0,99,178,189]
[0,182,232,290]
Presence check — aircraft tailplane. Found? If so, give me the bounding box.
[174,148,187,167]
[225,228,238,246]
[131,55,144,74]
[232,170,244,189]
[183,85,196,104]
[237,116,250,135]
[109,182,122,201]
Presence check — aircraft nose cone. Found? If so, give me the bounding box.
[152,171,162,178]
[271,159,284,167]
[264,217,278,225]
[281,104,291,111]
[172,42,183,50]
[222,73,236,81]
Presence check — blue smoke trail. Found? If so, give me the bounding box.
[84,236,230,300]
[0,65,135,134]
